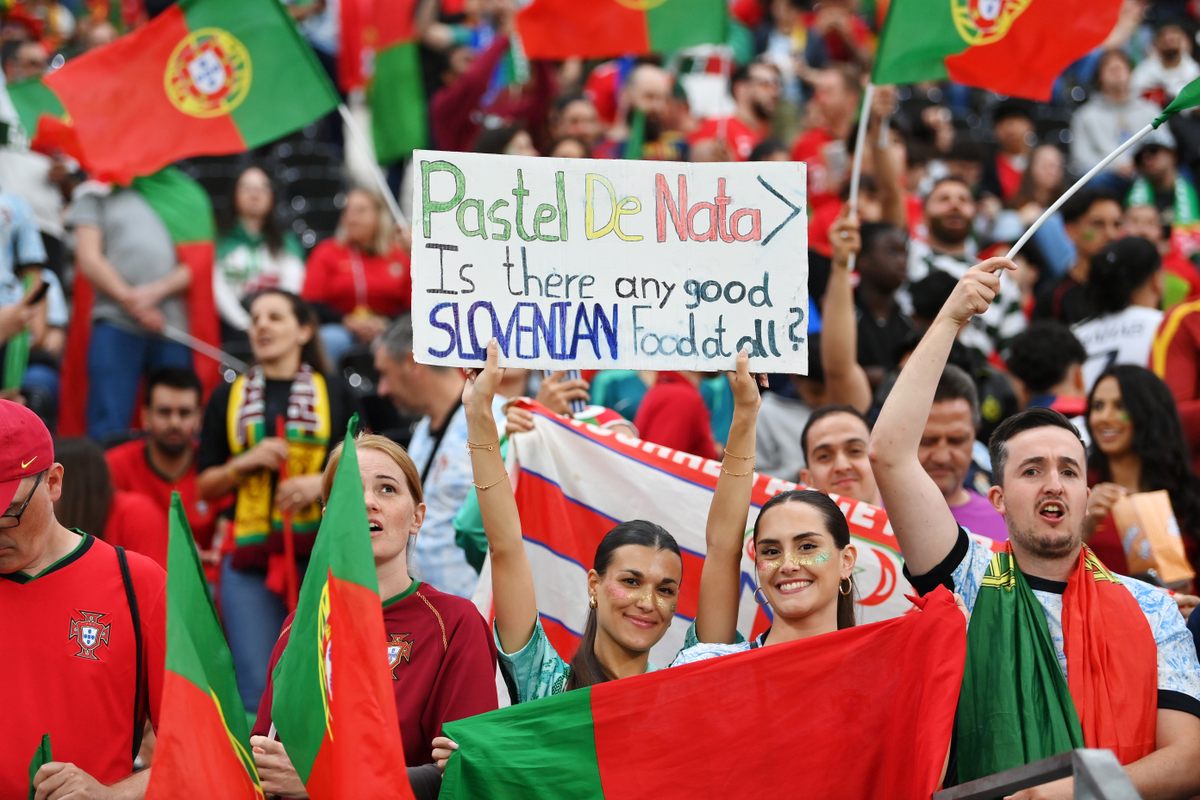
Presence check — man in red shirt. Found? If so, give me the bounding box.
[634,371,720,460]
[690,59,781,161]
[106,367,216,553]
[0,400,165,798]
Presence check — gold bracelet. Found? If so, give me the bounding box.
[474,473,509,491]
[720,465,755,477]
[466,440,501,453]
[723,448,755,461]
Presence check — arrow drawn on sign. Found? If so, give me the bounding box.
[757,175,803,247]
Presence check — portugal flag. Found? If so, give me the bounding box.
[367,0,427,164]
[873,0,1122,101]
[517,0,728,60]
[40,0,338,183]
[145,495,263,799]
[443,588,966,799]
[58,168,221,436]
[270,419,413,800]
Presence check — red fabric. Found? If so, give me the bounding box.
[688,116,766,161]
[1163,248,1200,303]
[944,0,1122,101]
[1087,514,1128,576]
[43,7,244,183]
[800,10,871,63]
[516,0,649,60]
[1152,300,1200,474]
[59,243,220,437]
[105,440,217,551]
[584,61,621,126]
[103,491,170,568]
[145,673,262,800]
[302,239,413,317]
[633,372,719,460]
[1062,548,1157,764]
[592,587,966,798]
[0,536,165,796]
[995,153,1024,202]
[338,0,368,92]
[255,582,499,768]
[791,126,844,258]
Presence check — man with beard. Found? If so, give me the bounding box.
[871,259,1200,797]
[105,367,216,553]
[1132,22,1200,107]
[907,176,1025,356]
[594,63,684,160]
[689,59,781,161]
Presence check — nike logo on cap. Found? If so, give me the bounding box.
[20,457,36,469]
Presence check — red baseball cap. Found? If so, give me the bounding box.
[0,401,53,510]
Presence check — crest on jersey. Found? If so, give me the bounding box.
[386,633,413,678]
[951,0,1032,46]
[163,27,252,118]
[68,610,111,661]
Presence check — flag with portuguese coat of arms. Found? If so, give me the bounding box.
[33,0,338,183]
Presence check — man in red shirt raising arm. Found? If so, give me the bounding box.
[870,259,1200,799]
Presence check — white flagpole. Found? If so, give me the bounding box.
[161,324,249,373]
[1006,122,1155,260]
[338,103,409,229]
[844,82,876,272]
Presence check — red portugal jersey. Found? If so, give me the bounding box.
[0,534,165,795]
[255,580,498,766]
[105,440,216,550]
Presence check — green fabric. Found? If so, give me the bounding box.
[872,0,962,85]
[453,439,508,573]
[272,415,377,782]
[625,109,645,160]
[181,0,339,147]
[382,579,422,608]
[440,687,603,799]
[370,41,427,163]
[131,168,214,244]
[27,733,50,800]
[3,274,32,391]
[646,0,727,53]
[589,370,646,420]
[165,494,258,783]
[1155,76,1200,128]
[216,222,304,261]
[6,78,65,142]
[700,376,733,446]
[956,551,1084,783]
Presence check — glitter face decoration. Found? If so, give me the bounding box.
[788,550,830,567]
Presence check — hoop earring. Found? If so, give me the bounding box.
[839,577,853,596]
[752,585,771,607]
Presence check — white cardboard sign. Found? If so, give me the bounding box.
[410,150,808,372]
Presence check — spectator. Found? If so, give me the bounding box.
[689,59,781,161]
[634,370,720,460]
[548,93,602,148]
[213,165,305,351]
[1125,200,1200,308]
[1006,321,1090,423]
[1071,48,1171,186]
[980,100,1036,204]
[373,316,495,599]
[1074,236,1164,390]
[1131,21,1200,106]
[1034,188,1124,324]
[800,404,881,505]
[854,221,913,389]
[196,290,356,712]
[594,63,686,160]
[545,135,590,159]
[1128,140,1200,263]
[53,437,164,565]
[791,65,860,254]
[1,401,165,799]
[1085,365,1200,577]
[105,367,217,558]
[473,123,538,156]
[987,144,1075,279]
[1153,295,1200,472]
[302,187,412,369]
[67,183,194,441]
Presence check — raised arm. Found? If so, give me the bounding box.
[821,213,872,413]
[869,258,1015,575]
[694,351,761,644]
[463,341,539,654]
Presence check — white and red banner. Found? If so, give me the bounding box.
[472,402,990,664]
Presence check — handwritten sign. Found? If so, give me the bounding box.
[410,151,808,372]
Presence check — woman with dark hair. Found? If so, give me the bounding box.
[213,165,305,345]
[1085,364,1200,576]
[460,341,683,699]
[1073,236,1164,391]
[196,289,357,712]
[473,124,539,156]
[53,438,164,566]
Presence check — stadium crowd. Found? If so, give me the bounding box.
[3,0,1200,798]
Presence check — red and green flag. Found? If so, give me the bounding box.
[441,588,966,799]
[872,0,1122,101]
[517,0,728,60]
[367,0,427,164]
[27,734,51,800]
[270,419,414,800]
[146,495,263,799]
[58,167,220,436]
[39,0,338,183]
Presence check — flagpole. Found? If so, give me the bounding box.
[337,103,410,230]
[1007,122,1155,260]
[161,324,249,373]
[844,82,876,271]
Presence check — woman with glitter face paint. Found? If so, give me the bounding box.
[673,349,860,663]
